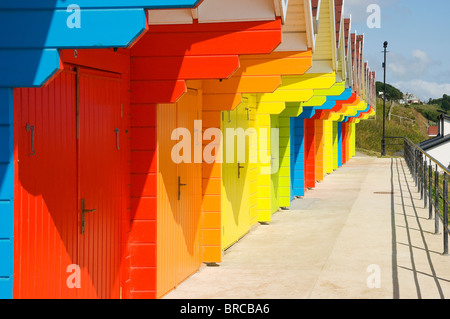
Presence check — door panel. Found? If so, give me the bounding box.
[332,121,338,170]
[304,119,315,188]
[176,90,202,283]
[236,102,251,236]
[222,107,237,249]
[156,102,178,298]
[14,70,78,299]
[157,89,202,298]
[14,66,126,299]
[221,102,252,250]
[270,114,280,215]
[77,68,124,299]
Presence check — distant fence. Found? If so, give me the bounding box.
[389,114,415,124]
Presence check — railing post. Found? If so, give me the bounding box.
[429,159,433,220]
[414,150,418,187]
[424,160,428,208]
[443,173,448,256]
[435,165,440,235]
[406,143,410,168]
[419,153,423,198]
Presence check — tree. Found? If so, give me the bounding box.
[376,81,403,101]
[443,98,450,111]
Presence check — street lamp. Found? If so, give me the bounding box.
[381,41,388,157]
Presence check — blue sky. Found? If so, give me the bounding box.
[344,0,450,101]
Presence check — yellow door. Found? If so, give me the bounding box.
[221,101,252,250]
[270,114,280,215]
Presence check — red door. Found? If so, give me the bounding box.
[14,69,79,299]
[304,119,316,188]
[77,68,124,299]
[14,66,126,299]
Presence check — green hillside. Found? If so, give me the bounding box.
[360,83,450,156]
[355,98,430,156]
[412,103,450,123]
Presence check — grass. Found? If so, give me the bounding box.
[411,104,450,123]
[355,99,429,156]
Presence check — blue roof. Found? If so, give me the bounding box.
[297,88,353,119]
[0,0,201,87]
[0,0,202,9]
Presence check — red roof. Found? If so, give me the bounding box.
[344,18,351,55]
[311,0,319,18]
[335,0,343,47]
[428,126,439,137]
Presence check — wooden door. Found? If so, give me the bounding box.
[304,119,316,188]
[175,90,202,284]
[222,107,237,249]
[14,69,79,299]
[157,88,202,298]
[221,101,251,250]
[156,102,178,298]
[270,114,280,215]
[14,66,126,299]
[236,101,251,231]
[77,68,124,299]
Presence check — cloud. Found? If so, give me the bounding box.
[387,49,433,80]
[392,80,450,101]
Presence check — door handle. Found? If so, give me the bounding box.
[178,176,188,200]
[26,123,36,156]
[81,198,97,234]
[238,162,245,179]
[115,127,120,150]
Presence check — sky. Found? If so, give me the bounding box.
[344,0,450,101]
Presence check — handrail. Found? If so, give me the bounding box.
[386,136,450,174]
[400,136,450,255]
[404,137,450,175]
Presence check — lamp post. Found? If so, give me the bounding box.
[381,41,388,157]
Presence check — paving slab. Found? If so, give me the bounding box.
[164,155,450,299]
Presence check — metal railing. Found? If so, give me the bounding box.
[403,137,450,255]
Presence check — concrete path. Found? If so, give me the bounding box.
[164,154,450,299]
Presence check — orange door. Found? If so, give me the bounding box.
[176,89,202,284]
[157,102,178,298]
[77,68,124,299]
[157,88,202,298]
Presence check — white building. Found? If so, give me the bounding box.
[420,114,450,170]
[403,92,421,104]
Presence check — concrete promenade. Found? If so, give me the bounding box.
[164,154,450,299]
